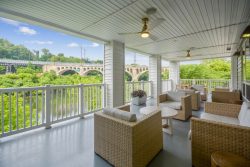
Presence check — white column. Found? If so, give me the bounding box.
[149,55,162,102]
[169,61,180,90]
[231,56,238,90]
[104,40,125,107]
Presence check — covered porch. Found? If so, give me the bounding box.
[0,0,250,167]
[0,108,203,167]
[0,0,248,108]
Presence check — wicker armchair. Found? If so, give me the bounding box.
[191,102,250,167]
[211,91,242,104]
[191,85,207,101]
[159,92,192,121]
[177,89,201,111]
[94,105,163,167]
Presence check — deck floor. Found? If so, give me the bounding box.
[0,107,203,167]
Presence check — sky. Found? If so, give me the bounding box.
[0,17,104,61]
[0,17,202,66]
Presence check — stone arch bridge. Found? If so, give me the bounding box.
[43,64,168,81]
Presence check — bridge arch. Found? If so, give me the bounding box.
[58,69,80,75]
[137,70,149,81]
[83,69,103,76]
[125,71,133,81]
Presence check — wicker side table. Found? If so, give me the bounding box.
[211,151,250,167]
[161,107,178,135]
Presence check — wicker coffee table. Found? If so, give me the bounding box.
[161,107,178,135]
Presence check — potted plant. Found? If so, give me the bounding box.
[131,90,147,105]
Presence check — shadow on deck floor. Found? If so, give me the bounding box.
[0,107,203,167]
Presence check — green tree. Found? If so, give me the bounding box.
[0,38,35,60]
[162,70,169,80]
[0,65,5,74]
[180,59,231,79]
[138,71,149,81]
[0,38,104,63]
[125,72,132,81]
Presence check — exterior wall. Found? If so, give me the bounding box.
[169,61,180,89]
[231,56,238,90]
[104,41,125,107]
[149,55,162,103]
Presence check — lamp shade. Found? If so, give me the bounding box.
[141,32,149,38]
[241,25,250,38]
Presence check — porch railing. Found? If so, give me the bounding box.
[124,81,152,103]
[0,83,105,137]
[180,79,231,92]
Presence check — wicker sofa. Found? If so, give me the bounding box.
[177,89,201,111]
[159,91,192,121]
[191,102,250,167]
[211,90,242,104]
[191,85,207,101]
[94,105,163,167]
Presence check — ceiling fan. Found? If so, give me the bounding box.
[118,7,165,41]
[177,48,202,59]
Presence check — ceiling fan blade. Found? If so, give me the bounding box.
[177,54,203,58]
[149,34,158,41]
[191,54,203,57]
[149,18,165,30]
[118,32,139,35]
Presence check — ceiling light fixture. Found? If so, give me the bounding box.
[186,50,191,59]
[226,47,231,51]
[241,25,250,38]
[141,32,149,38]
[233,51,240,56]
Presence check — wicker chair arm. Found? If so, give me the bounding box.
[205,102,241,118]
[192,92,201,110]
[159,94,167,103]
[181,95,192,111]
[132,111,163,166]
[94,112,133,166]
[94,111,162,167]
[191,117,250,167]
[203,87,207,94]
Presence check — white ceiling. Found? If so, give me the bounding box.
[0,0,249,61]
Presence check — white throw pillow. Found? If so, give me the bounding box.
[103,107,116,115]
[103,108,137,122]
[238,102,248,124]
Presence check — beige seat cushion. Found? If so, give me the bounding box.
[238,102,248,122]
[191,85,205,92]
[166,91,186,102]
[238,102,250,127]
[200,92,205,95]
[160,101,182,110]
[201,113,239,126]
[240,109,250,127]
[178,89,195,94]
